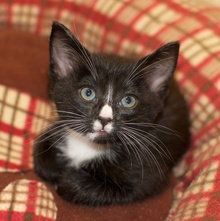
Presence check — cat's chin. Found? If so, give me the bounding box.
[87,131,113,144]
[93,137,111,144]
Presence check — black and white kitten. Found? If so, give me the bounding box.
[33,22,190,206]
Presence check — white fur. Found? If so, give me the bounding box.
[93,120,113,133]
[99,104,113,119]
[93,120,102,131]
[60,131,105,168]
[104,123,113,133]
[107,84,113,103]
[88,120,113,140]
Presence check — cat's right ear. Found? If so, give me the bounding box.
[49,22,89,79]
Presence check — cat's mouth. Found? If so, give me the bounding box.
[96,129,108,136]
[93,129,110,140]
[87,129,113,144]
[86,119,114,144]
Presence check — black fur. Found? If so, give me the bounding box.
[33,22,190,206]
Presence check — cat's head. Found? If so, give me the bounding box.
[49,22,179,145]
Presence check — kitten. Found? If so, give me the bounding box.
[33,21,190,206]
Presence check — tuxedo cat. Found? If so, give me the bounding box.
[33,22,190,206]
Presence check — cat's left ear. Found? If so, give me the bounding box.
[138,42,179,97]
[49,22,91,79]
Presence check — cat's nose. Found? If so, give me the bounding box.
[98,116,112,127]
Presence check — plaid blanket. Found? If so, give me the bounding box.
[0,0,220,220]
[0,85,52,172]
[0,85,57,220]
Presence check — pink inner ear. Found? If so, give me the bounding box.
[52,41,73,78]
[150,73,169,92]
[147,56,177,93]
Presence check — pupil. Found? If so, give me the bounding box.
[86,89,92,97]
[126,96,131,104]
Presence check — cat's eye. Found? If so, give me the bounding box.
[119,96,137,108]
[80,87,96,102]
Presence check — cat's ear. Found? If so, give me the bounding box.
[49,21,90,79]
[138,42,179,96]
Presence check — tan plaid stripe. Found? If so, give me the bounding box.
[0,84,53,172]
[0,179,57,220]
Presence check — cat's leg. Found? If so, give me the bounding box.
[33,130,67,185]
[56,167,136,206]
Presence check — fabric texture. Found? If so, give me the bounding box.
[0,179,57,220]
[0,83,52,172]
[0,0,220,220]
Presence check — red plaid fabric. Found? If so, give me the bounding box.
[0,84,52,172]
[0,179,57,220]
[0,0,220,220]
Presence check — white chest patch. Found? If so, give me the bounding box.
[60,131,105,168]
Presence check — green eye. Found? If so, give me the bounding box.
[80,87,96,101]
[119,96,137,108]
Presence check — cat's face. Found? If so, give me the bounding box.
[49,22,179,145]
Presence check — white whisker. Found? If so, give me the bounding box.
[118,131,145,180]
[124,121,182,139]
[34,130,70,156]
[125,125,175,164]
[124,57,176,84]
[120,126,166,180]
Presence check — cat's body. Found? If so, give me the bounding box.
[33,22,190,206]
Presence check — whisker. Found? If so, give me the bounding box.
[62,98,89,118]
[71,37,98,79]
[118,131,145,179]
[124,56,176,84]
[120,126,166,179]
[34,125,65,144]
[117,133,133,168]
[34,118,85,144]
[56,110,86,117]
[33,129,71,156]
[124,122,182,138]
[61,40,98,80]
[125,125,175,164]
